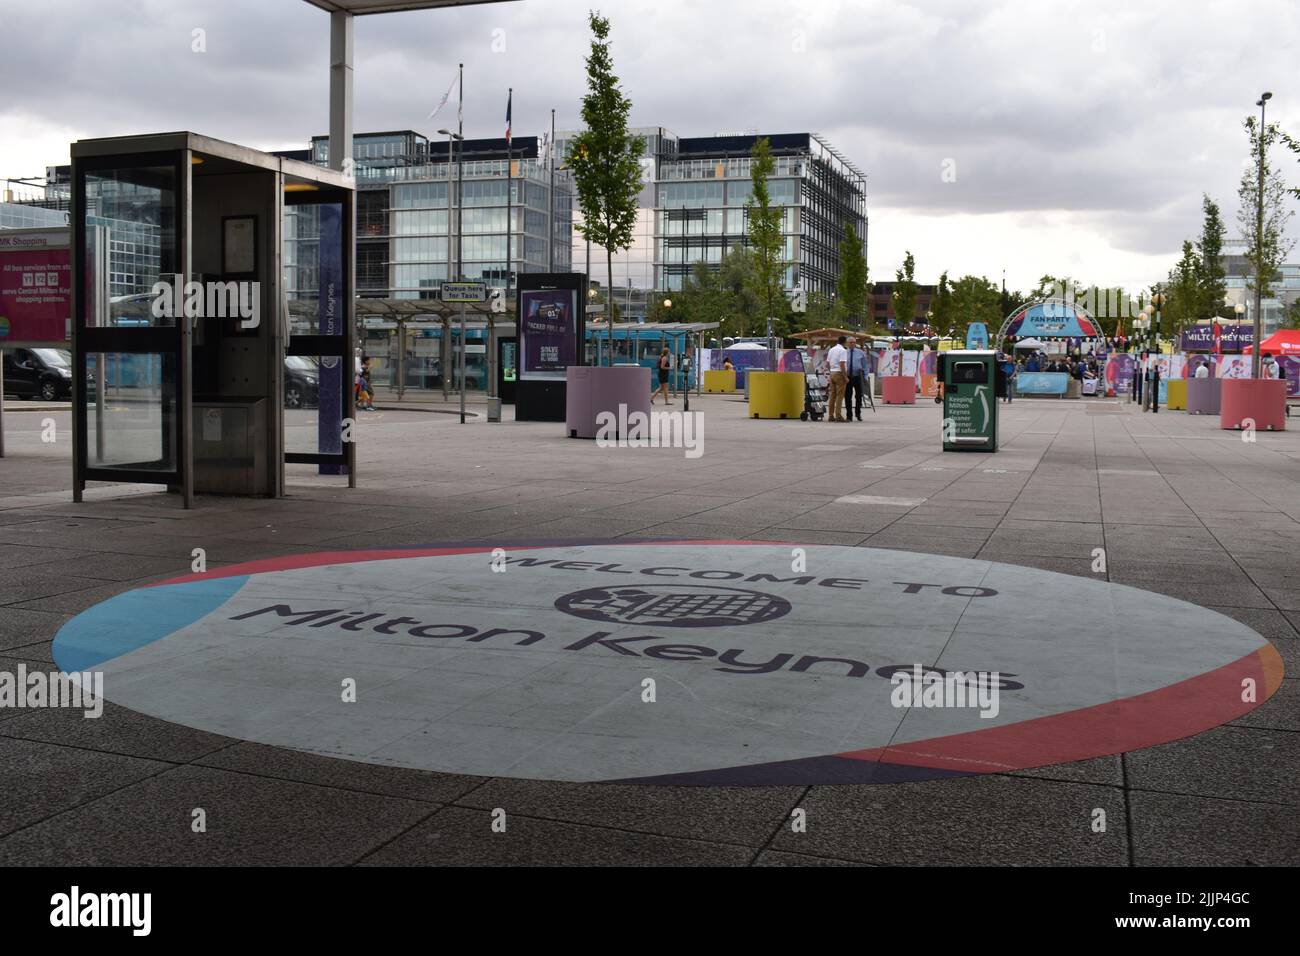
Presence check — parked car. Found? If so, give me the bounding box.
[2,347,76,401]
[284,356,320,409]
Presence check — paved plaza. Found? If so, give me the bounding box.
[0,394,1297,866]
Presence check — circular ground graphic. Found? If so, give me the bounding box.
[52,542,1283,785]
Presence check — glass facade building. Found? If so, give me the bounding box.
[557,129,867,309]
[1221,239,1299,336]
[296,130,573,301]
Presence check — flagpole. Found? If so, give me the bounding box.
[456,62,463,281]
[505,87,513,302]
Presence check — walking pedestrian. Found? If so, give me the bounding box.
[651,348,672,405]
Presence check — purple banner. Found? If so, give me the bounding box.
[1104,353,1135,396]
[1281,356,1300,397]
[1179,324,1253,352]
[519,289,577,381]
[708,347,772,388]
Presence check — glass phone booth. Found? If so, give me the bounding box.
[71,132,355,507]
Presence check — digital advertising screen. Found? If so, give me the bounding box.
[519,287,578,381]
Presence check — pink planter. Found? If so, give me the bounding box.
[566,365,652,438]
[882,375,916,405]
[1220,378,1286,431]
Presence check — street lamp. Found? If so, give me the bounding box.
[662,298,687,410]
[1252,91,1273,378]
[1150,292,1165,414]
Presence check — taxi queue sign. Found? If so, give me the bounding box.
[939,349,998,452]
[440,282,488,423]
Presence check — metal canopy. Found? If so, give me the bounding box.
[588,322,721,334]
[70,131,353,191]
[303,0,518,13]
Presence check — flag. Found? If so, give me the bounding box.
[1213,319,1222,361]
[427,72,458,121]
[505,89,512,147]
[538,131,550,165]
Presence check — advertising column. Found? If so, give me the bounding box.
[317,204,344,474]
[515,273,584,422]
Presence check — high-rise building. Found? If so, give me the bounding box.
[557,128,868,319]
[296,130,573,301]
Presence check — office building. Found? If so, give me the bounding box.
[557,128,868,318]
[296,130,573,301]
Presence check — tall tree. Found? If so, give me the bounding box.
[1194,194,1227,319]
[744,137,787,332]
[836,222,868,326]
[568,11,645,362]
[1237,116,1295,308]
[1162,241,1201,338]
[930,270,953,335]
[948,275,1002,341]
[892,251,918,331]
[719,246,761,339]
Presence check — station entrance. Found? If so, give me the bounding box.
[71,132,355,507]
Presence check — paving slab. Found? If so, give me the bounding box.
[359,805,755,866]
[0,764,437,866]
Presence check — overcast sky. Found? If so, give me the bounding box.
[3,0,1298,292]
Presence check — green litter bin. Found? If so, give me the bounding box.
[938,350,998,452]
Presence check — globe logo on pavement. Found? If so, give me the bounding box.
[555,584,792,628]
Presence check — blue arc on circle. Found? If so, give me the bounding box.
[52,575,249,673]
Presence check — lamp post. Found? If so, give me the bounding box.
[663,298,687,411]
[1150,292,1164,413]
[1252,91,1273,378]
[439,127,465,408]
[588,285,600,366]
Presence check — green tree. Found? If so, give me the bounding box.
[892,251,918,331]
[1238,116,1295,307]
[1282,299,1300,330]
[931,270,953,335]
[836,222,868,325]
[719,246,761,339]
[1162,241,1201,338]
[744,137,787,330]
[568,11,645,363]
[1194,194,1228,319]
[948,275,1002,341]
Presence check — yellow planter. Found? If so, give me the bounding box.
[748,371,805,419]
[1166,379,1187,410]
[703,369,736,393]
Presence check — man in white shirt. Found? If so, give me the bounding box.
[825,336,849,422]
[1194,361,1210,379]
[1262,353,1280,379]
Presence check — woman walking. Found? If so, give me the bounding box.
[651,348,672,405]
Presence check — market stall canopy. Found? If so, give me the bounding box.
[790,328,859,343]
[1001,299,1101,339]
[1013,337,1047,351]
[1242,329,1300,355]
